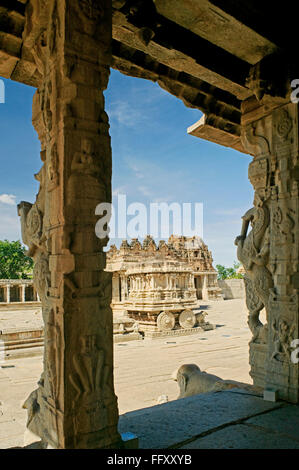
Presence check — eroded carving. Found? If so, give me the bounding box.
[48,144,59,191]
[235,193,273,344]
[173,364,257,399]
[271,319,296,361]
[276,108,293,142]
[69,335,112,435]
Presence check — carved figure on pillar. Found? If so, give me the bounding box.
[235,192,273,344]
[18,0,121,449]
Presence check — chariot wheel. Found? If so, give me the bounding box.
[179,310,196,329]
[157,311,175,331]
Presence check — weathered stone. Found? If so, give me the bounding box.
[173,363,260,399]
[1,0,299,450]
[118,390,281,449]
[17,0,122,449]
[235,99,299,403]
[180,423,299,449]
[106,235,221,333]
[246,404,299,437]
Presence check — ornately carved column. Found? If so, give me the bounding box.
[18,0,122,448]
[236,95,299,402]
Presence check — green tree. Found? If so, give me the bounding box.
[0,240,34,279]
[216,261,243,280]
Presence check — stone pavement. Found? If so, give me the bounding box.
[119,390,299,449]
[0,306,42,332]
[0,299,255,448]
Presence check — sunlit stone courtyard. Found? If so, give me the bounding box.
[0,299,252,448]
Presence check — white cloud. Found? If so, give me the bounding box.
[0,205,22,241]
[112,186,129,197]
[137,186,153,197]
[108,100,145,128]
[0,194,16,206]
[153,196,173,203]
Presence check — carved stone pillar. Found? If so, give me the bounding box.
[18,0,122,448]
[237,97,299,402]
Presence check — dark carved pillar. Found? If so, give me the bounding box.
[18,0,122,448]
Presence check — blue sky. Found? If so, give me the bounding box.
[0,70,253,266]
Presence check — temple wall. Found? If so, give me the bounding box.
[218,279,245,299]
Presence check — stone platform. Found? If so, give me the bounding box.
[118,389,299,449]
[0,327,44,360]
[0,299,260,448]
[143,324,215,339]
[0,302,219,359]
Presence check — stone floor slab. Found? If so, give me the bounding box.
[0,299,261,448]
[180,423,299,449]
[118,390,281,449]
[245,405,299,440]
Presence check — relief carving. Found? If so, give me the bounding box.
[46,312,63,406]
[67,138,106,204]
[241,123,271,158]
[33,252,51,302]
[69,335,112,434]
[18,201,44,257]
[271,318,296,361]
[273,206,295,245]
[20,0,120,448]
[276,108,293,142]
[48,144,59,191]
[235,193,273,344]
[248,157,269,190]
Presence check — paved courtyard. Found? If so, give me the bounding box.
[0,298,253,448]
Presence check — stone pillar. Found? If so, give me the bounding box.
[236,95,299,403]
[18,0,121,448]
[124,276,129,299]
[120,275,127,301]
[5,285,10,304]
[21,284,26,303]
[202,275,208,300]
[112,274,120,302]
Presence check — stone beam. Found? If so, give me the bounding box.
[208,0,296,52]
[112,40,241,128]
[187,114,246,154]
[112,8,252,99]
[18,0,122,449]
[154,0,279,65]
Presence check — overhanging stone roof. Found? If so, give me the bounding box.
[0,1,296,152]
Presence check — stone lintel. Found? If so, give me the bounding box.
[187,114,247,154]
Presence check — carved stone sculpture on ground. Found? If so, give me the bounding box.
[173,364,261,399]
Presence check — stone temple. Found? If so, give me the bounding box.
[107,236,222,303]
[1,0,299,450]
[106,235,221,333]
